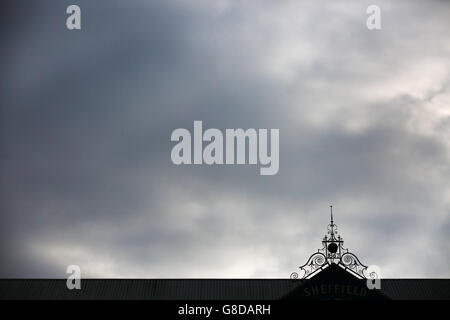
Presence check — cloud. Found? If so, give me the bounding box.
[1,0,449,278]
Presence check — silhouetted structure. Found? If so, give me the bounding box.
[291,206,377,280]
[287,206,385,299]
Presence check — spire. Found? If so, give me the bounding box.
[330,205,333,224]
[329,205,336,238]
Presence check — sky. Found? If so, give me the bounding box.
[1,0,449,278]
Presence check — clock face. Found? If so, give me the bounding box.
[328,242,338,254]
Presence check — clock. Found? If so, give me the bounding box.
[328,242,338,254]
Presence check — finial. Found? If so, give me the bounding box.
[330,205,333,224]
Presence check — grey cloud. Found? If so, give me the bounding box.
[1,0,449,277]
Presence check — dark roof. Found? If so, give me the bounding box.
[1,277,449,300]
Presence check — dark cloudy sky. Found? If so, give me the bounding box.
[1,0,449,278]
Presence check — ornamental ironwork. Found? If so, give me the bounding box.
[290,206,376,279]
